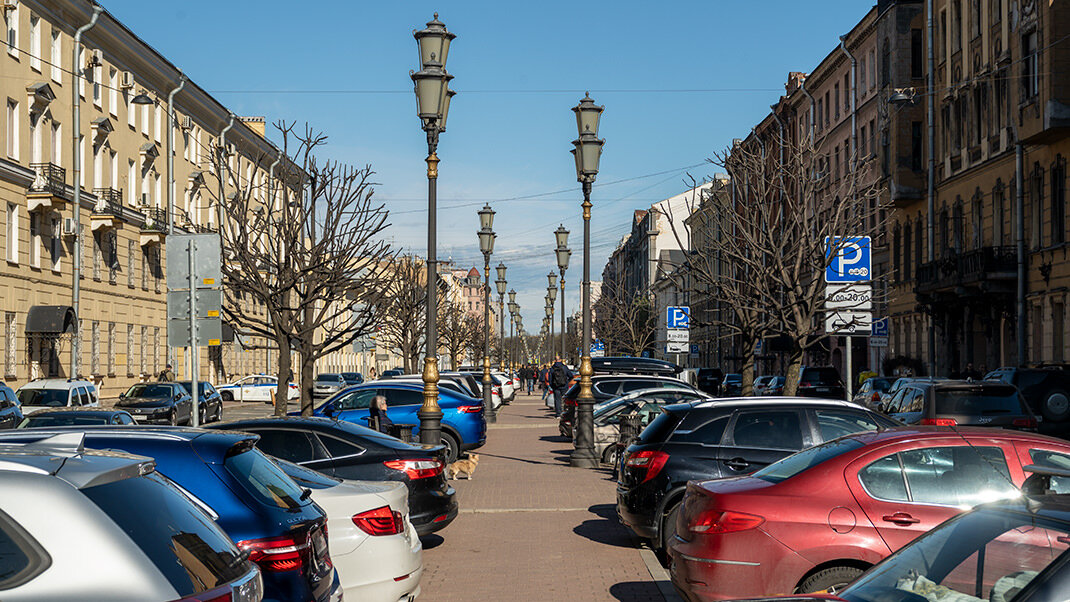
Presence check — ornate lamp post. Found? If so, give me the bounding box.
[411,13,456,446]
[555,225,572,360]
[544,301,554,360]
[477,204,497,423]
[547,275,558,357]
[569,92,605,468]
[507,290,517,370]
[495,263,507,370]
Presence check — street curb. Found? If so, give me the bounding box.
[635,535,683,602]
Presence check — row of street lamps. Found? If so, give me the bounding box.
[412,14,603,466]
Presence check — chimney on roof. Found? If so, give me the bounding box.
[240,116,266,138]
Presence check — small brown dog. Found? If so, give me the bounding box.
[446,454,479,480]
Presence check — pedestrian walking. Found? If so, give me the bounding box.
[526,365,535,394]
[157,364,175,382]
[550,356,573,418]
[540,364,551,405]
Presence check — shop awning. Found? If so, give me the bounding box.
[25,306,77,334]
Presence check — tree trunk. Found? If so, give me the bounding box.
[300,343,315,417]
[740,336,758,396]
[783,344,805,396]
[274,335,291,417]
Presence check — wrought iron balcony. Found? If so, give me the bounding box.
[141,207,168,233]
[916,246,1016,295]
[91,188,123,216]
[28,163,66,197]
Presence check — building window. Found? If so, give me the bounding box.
[107,232,118,284]
[1031,164,1045,248]
[860,55,867,91]
[911,28,923,78]
[91,321,100,375]
[140,325,147,375]
[972,192,984,249]
[92,230,102,280]
[108,68,118,117]
[50,29,61,82]
[141,246,148,289]
[1053,156,1066,245]
[861,124,867,157]
[911,122,923,172]
[141,103,149,136]
[824,91,830,128]
[91,65,101,107]
[107,322,115,376]
[6,99,18,160]
[28,213,40,268]
[4,5,17,57]
[843,73,849,112]
[77,47,85,98]
[834,83,840,120]
[903,223,913,281]
[3,312,14,377]
[1055,302,1066,363]
[5,203,17,263]
[153,327,160,374]
[952,0,962,52]
[893,226,901,281]
[50,217,60,272]
[1023,31,1039,99]
[154,105,161,142]
[953,202,965,252]
[29,15,40,71]
[127,239,135,287]
[916,216,925,264]
[127,90,136,129]
[993,180,1005,245]
[126,323,134,376]
[971,0,981,39]
[50,121,60,166]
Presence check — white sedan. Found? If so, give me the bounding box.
[493,372,515,402]
[216,374,299,402]
[279,461,423,602]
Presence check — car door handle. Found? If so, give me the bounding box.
[724,458,749,471]
[882,513,920,525]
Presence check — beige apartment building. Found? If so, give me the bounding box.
[1,0,288,396]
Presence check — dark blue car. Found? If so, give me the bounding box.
[0,426,340,602]
[300,382,486,463]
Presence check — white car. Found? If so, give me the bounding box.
[15,379,100,415]
[493,372,515,402]
[216,374,299,403]
[280,461,423,602]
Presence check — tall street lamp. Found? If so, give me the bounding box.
[410,13,456,446]
[477,204,497,423]
[507,290,517,370]
[547,275,557,357]
[569,92,605,468]
[555,225,572,360]
[544,300,554,360]
[495,263,507,370]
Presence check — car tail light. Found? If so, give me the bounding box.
[353,505,404,536]
[1013,418,1039,429]
[459,405,483,413]
[384,458,444,479]
[237,535,307,572]
[920,418,957,426]
[690,510,765,534]
[625,450,669,483]
[871,392,881,403]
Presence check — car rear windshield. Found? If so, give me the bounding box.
[934,387,1027,415]
[224,448,308,510]
[23,415,109,427]
[638,411,683,444]
[125,383,173,398]
[83,472,248,596]
[15,389,67,407]
[315,375,343,384]
[753,437,866,484]
[871,379,895,392]
[801,368,841,384]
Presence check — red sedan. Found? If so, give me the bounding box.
[667,426,1070,601]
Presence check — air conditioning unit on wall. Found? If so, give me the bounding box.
[120,71,135,90]
[62,218,77,237]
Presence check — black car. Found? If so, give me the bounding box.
[721,373,742,396]
[207,416,459,536]
[18,407,134,427]
[559,375,698,438]
[114,382,195,425]
[986,366,1070,423]
[176,380,224,424]
[795,366,847,399]
[591,356,682,376]
[695,368,724,396]
[340,372,364,386]
[0,383,23,429]
[883,379,1039,430]
[616,397,899,554]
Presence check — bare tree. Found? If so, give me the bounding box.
[217,121,397,415]
[593,279,659,357]
[438,300,476,370]
[663,126,883,396]
[374,255,427,374]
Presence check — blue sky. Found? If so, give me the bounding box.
[104,0,873,331]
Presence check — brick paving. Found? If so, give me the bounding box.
[417,393,670,602]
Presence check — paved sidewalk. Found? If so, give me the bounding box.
[418,393,674,602]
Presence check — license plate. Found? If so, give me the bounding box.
[311,528,328,561]
[816,387,830,392]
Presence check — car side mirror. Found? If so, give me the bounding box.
[323,402,335,416]
[118,393,126,400]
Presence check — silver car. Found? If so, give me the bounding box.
[0,433,263,601]
[587,388,712,464]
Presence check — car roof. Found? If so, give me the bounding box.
[687,396,866,411]
[836,425,1070,446]
[0,426,256,460]
[0,433,154,488]
[17,379,96,390]
[25,407,127,415]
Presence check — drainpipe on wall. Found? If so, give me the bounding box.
[70,5,103,379]
[217,114,236,226]
[166,74,186,236]
[927,0,937,374]
[800,79,816,144]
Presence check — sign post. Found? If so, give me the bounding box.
[666,306,690,363]
[825,236,872,400]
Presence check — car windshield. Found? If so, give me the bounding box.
[83,472,249,596]
[315,375,343,384]
[753,437,866,484]
[223,447,307,510]
[801,368,840,384]
[15,388,68,407]
[840,506,1068,602]
[870,378,895,392]
[125,383,172,398]
[724,374,741,383]
[934,387,1027,415]
[21,415,110,427]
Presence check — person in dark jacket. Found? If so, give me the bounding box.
[540,364,551,406]
[550,356,573,418]
[370,395,393,434]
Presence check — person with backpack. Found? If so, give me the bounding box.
[550,356,573,418]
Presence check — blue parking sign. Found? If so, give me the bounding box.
[667,306,690,329]
[825,236,872,283]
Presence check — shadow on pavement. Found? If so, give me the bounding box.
[419,534,444,550]
[609,581,667,602]
[476,452,559,466]
[588,503,617,521]
[573,504,636,549]
[539,435,570,443]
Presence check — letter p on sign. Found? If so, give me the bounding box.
[825,236,872,283]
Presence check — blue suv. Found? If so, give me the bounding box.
[301,382,486,463]
[0,426,340,602]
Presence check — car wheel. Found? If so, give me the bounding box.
[220,391,233,402]
[1042,389,1070,422]
[660,502,682,558]
[441,433,460,464]
[601,445,617,466]
[168,408,178,426]
[799,566,863,595]
[213,404,222,422]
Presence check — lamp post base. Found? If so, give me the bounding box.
[482,355,496,424]
[570,354,598,468]
[419,356,442,445]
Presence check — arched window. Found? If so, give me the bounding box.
[993,179,1005,245]
[972,188,983,249]
[1052,155,1066,245]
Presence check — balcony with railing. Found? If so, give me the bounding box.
[90,188,124,232]
[138,207,168,246]
[916,245,1017,296]
[27,163,68,212]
